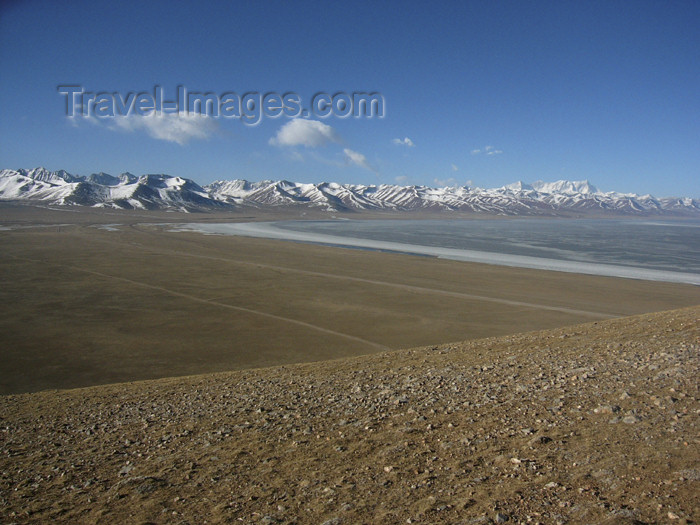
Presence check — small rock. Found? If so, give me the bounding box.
[119,464,134,476]
[495,513,509,523]
[594,405,620,415]
[622,415,641,424]
[528,435,552,446]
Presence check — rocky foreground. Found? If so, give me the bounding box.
[1,307,698,524]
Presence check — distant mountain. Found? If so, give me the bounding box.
[531,180,599,195]
[1,167,698,216]
[0,168,225,211]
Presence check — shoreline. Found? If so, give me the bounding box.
[3,213,698,395]
[172,221,700,286]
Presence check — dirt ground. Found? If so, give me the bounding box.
[0,205,698,524]
[0,306,698,524]
[0,205,698,394]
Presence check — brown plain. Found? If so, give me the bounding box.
[0,204,698,395]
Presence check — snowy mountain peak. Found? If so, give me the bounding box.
[118,173,137,184]
[532,180,599,195]
[87,172,121,186]
[0,168,697,216]
[504,181,535,192]
[18,167,80,185]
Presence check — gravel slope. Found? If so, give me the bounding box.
[1,306,698,524]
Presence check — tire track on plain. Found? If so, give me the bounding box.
[107,227,617,319]
[9,255,391,352]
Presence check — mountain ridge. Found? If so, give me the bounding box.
[1,167,698,216]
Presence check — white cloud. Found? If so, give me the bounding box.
[451,163,459,171]
[392,137,414,147]
[68,114,100,128]
[434,177,457,187]
[471,146,503,156]
[395,175,408,183]
[109,113,219,145]
[269,118,340,147]
[343,148,375,172]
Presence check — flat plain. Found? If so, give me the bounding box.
[0,204,698,394]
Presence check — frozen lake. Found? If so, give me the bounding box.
[173,218,700,286]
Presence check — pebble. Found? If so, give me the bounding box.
[593,405,620,414]
[622,415,641,424]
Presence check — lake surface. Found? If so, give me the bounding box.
[173,218,700,285]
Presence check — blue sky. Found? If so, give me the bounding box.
[0,0,698,197]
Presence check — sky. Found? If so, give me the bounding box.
[0,0,698,197]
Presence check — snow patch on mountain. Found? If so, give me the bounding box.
[1,168,698,216]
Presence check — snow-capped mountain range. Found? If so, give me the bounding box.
[1,167,698,216]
